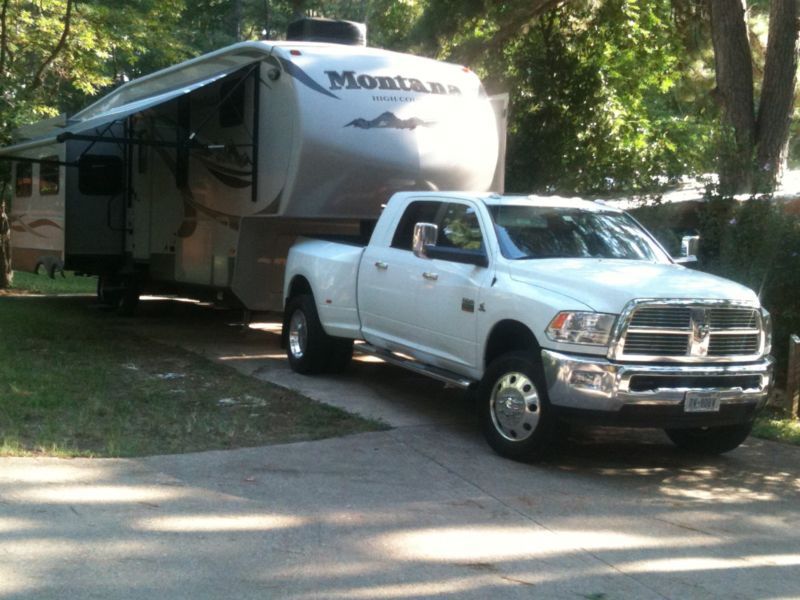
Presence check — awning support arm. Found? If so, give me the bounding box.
[251,63,260,204]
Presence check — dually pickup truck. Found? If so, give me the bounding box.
[282,192,774,460]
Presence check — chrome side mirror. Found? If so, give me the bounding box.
[412,222,438,259]
[675,235,700,264]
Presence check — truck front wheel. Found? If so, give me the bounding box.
[479,352,555,461]
[285,294,352,375]
[665,423,753,455]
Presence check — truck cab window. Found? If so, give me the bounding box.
[15,162,32,197]
[438,203,484,250]
[39,156,59,195]
[391,200,443,250]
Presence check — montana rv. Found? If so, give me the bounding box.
[0,24,503,311]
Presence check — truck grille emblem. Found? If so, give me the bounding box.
[690,308,712,357]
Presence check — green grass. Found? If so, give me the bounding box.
[753,409,800,446]
[9,270,97,295]
[0,296,383,457]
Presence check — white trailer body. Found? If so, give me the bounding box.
[0,40,501,310]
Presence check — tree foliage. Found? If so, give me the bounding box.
[0,0,796,197]
[0,0,187,132]
[408,0,723,195]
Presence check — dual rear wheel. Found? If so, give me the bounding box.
[284,294,353,374]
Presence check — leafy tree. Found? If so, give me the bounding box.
[407,0,717,195]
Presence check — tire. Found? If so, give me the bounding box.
[97,274,139,316]
[665,423,753,455]
[97,274,122,307]
[478,351,555,461]
[116,277,140,317]
[284,294,351,374]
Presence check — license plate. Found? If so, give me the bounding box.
[684,392,721,413]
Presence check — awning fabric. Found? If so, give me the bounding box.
[1,41,274,155]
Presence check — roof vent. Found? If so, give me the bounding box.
[287,18,366,46]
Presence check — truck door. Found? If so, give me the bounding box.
[359,199,492,373]
[357,201,444,353]
[414,201,493,372]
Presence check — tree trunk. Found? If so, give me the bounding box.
[234,0,243,41]
[709,0,756,194]
[709,0,799,195]
[754,0,799,192]
[0,200,11,289]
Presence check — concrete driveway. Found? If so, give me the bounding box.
[2,299,799,599]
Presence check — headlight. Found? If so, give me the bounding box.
[761,307,772,355]
[546,311,617,346]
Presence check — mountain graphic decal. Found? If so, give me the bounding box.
[345,112,433,130]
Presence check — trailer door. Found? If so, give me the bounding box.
[64,132,126,272]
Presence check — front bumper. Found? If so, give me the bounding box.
[541,349,774,428]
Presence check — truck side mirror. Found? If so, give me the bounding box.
[675,234,700,264]
[413,222,438,259]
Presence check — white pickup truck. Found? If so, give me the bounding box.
[282,192,774,460]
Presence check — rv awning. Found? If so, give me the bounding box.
[67,62,252,135]
[0,48,268,156]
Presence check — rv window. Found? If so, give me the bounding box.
[219,77,246,128]
[39,156,60,195]
[15,162,32,197]
[78,155,124,196]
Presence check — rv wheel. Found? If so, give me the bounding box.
[116,277,140,317]
[284,294,351,374]
[97,275,122,307]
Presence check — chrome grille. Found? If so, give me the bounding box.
[617,303,763,362]
[708,334,760,356]
[629,307,691,329]
[709,308,758,329]
[623,332,689,356]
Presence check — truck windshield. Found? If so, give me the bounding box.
[488,205,669,262]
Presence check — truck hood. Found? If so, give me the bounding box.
[508,259,759,314]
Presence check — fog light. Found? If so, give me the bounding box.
[570,370,608,391]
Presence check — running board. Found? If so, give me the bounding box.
[356,343,475,389]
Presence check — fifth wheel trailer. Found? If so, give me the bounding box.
[0,22,504,311]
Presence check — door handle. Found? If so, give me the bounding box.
[374,261,388,270]
[422,272,439,281]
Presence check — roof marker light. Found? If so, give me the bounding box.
[290,49,302,56]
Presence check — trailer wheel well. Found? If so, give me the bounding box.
[484,320,541,368]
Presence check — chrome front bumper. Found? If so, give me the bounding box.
[541,349,774,414]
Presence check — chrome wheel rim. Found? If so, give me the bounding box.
[288,310,308,359]
[490,371,540,442]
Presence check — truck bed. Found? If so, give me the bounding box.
[285,238,366,339]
